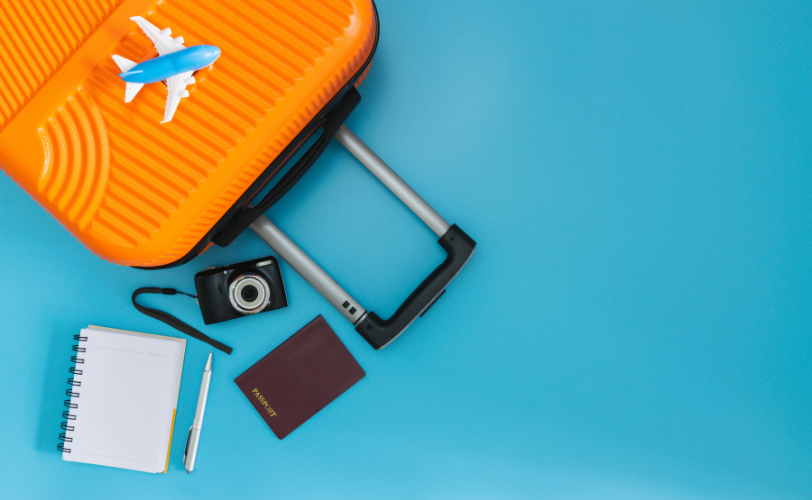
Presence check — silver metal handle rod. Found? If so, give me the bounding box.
[334,125,451,237]
[250,215,366,325]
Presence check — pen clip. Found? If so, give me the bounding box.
[183,426,193,465]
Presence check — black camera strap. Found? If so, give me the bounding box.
[132,288,233,355]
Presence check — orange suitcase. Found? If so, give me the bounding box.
[0,0,475,348]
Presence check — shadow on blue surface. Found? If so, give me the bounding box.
[35,327,76,455]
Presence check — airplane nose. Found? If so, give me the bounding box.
[209,46,221,61]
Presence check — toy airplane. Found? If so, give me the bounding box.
[112,16,221,123]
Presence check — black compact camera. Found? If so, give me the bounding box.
[194,256,288,325]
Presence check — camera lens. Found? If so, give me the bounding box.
[228,274,271,314]
[241,286,259,303]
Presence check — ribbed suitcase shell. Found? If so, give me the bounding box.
[0,0,376,266]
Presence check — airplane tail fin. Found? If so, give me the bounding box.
[112,54,137,72]
[124,82,145,103]
[111,55,145,103]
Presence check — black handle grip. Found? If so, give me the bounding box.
[213,88,361,247]
[356,225,476,349]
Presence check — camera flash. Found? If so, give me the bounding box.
[256,260,272,267]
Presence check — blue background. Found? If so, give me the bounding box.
[1,0,810,498]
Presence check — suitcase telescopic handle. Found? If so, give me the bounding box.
[251,125,476,349]
[334,126,476,348]
[354,223,475,348]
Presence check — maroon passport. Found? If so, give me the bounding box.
[235,316,365,439]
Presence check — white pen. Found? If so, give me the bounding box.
[184,351,212,473]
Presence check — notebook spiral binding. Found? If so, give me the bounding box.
[59,334,87,453]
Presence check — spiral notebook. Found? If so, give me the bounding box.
[59,326,186,473]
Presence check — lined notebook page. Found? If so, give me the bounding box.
[63,326,185,473]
